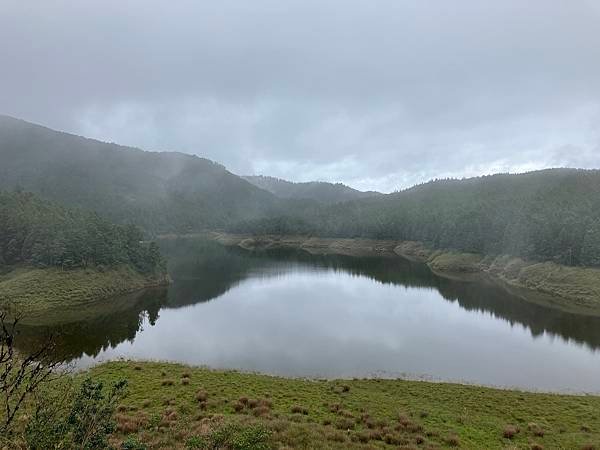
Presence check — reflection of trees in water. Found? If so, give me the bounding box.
[17,237,600,362]
[16,288,166,361]
[248,247,600,351]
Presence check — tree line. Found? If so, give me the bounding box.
[0,191,164,275]
[231,169,600,268]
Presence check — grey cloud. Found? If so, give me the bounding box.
[1,0,600,192]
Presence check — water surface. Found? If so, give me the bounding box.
[18,238,600,392]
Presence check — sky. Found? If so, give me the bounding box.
[1,0,600,193]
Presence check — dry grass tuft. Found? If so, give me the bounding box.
[445,433,460,447]
[116,412,149,433]
[195,390,208,402]
[161,379,175,386]
[503,425,520,439]
[336,418,355,430]
[528,422,545,437]
[291,405,308,415]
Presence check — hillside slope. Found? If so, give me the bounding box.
[233,169,600,268]
[0,115,278,233]
[243,175,382,204]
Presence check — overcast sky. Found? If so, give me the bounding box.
[1,0,600,192]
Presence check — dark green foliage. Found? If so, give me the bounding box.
[233,169,600,267]
[0,115,278,233]
[121,436,148,450]
[68,378,128,449]
[25,378,127,450]
[0,191,165,274]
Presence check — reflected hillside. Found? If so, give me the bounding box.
[16,237,600,363]
[15,288,166,361]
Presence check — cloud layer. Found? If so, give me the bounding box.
[2,0,600,192]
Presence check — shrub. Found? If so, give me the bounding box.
[69,378,127,449]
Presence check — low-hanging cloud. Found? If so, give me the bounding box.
[1,0,599,192]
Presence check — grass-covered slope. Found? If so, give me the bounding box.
[0,266,165,325]
[0,190,168,317]
[90,361,600,449]
[0,115,278,233]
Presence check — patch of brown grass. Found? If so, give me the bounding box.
[290,405,308,415]
[445,433,460,447]
[116,412,149,433]
[161,379,175,386]
[335,418,355,430]
[503,425,520,439]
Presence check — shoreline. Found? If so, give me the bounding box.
[0,265,170,325]
[207,232,600,316]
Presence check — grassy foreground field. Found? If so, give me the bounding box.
[88,361,600,450]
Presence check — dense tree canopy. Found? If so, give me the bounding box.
[232,169,600,267]
[0,191,164,274]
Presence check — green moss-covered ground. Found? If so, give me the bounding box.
[88,361,600,449]
[0,266,164,324]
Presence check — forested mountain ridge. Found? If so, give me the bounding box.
[0,115,279,233]
[0,190,165,274]
[232,169,600,267]
[243,175,382,204]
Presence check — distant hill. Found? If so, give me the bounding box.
[234,169,600,267]
[243,175,382,204]
[0,115,278,233]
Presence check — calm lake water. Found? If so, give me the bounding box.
[18,238,600,392]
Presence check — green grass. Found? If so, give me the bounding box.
[0,266,163,325]
[87,361,600,449]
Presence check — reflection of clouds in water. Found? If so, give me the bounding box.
[76,270,600,393]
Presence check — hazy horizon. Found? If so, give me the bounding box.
[2,1,600,192]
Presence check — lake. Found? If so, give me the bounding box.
[18,237,600,393]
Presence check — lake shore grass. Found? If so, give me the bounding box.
[0,265,168,325]
[207,232,600,316]
[87,360,600,450]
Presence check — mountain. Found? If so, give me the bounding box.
[243,175,382,204]
[0,115,278,233]
[233,169,600,267]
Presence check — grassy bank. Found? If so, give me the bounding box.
[210,233,600,315]
[0,266,168,325]
[85,361,599,449]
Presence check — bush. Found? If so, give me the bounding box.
[25,377,127,450]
